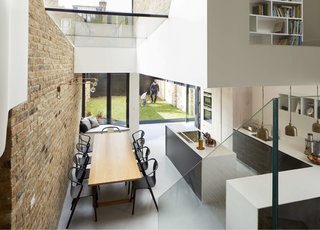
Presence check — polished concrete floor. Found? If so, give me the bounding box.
[58,123,183,229]
[58,122,255,229]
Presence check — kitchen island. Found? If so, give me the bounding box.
[227,128,320,229]
[165,124,237,202]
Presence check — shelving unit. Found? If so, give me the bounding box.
[249,0,303,45]
[279,94,320,119]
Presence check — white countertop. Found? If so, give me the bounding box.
[228,128,320,209]
[166,124,234,159]
[237,128,312,166]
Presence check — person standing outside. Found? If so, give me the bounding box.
[141,91,147,107]
[149,80,159,103]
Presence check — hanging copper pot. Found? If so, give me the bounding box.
[285,122,298,136]
[256,86,270,141]
[257,125,270,141]
[285,86,298,137]
[313,120,320,133]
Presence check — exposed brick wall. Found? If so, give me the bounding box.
[0,145,11,229]
[0,0,81,228]
[133,0,171,14]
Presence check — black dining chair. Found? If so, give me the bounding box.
[133,142,151,171]
[101,126,121,133]
[73,153,90,180]
[132,130,145,149]
[131,158,159,215]
[66,165,97,229]
[77,134,92,153]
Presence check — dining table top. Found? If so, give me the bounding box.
[88,132,142,186]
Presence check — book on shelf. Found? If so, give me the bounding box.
[273,21,284,33]
[278,37,289,45]
[277,36,302,46]
[273,5,301,18]
[288,20,303,34]
[252,3,268,15]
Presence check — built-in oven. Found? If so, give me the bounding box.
[204,92,212,109]
[203,108,212,123]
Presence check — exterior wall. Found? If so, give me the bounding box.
[134,0,171,14]
[157,81,186,111]
[0,0,80,228]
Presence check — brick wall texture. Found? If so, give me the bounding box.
[0,0,81,228]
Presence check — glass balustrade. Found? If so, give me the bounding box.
[159,96,320,229]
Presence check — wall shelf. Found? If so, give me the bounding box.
[249,0,303,45]
[279,94,319,119]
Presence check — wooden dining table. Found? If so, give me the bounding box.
[88,132,142,206]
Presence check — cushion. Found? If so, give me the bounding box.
[79,121,89,133]
[88,116,100,128]
[81,118,92,130]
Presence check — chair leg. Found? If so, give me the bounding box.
[70,199,75,210]
[131,189,136,215]
[66,198,79,229]
[148,188,159,211]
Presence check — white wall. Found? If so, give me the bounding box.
[304,0,320,46]
[8,0,28,109]
[207,0,320,88]
[74,47,137,73]
[202,88,248,144]
[251,85,320,140]
[137,0,208,88]
[0,0,28,157]
[129,73,140,136]
[0,0,10,157]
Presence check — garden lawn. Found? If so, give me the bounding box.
[86,96,186,121]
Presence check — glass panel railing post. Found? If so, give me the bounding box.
[272,98,279,229]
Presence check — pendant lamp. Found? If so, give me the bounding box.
[257,86,270,141]
[312,85,320,133]
[285,85,298,136]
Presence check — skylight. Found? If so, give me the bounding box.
[57,0,132,13]
[44,0,170,48]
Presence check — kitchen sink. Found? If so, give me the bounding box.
[177,131,202,143]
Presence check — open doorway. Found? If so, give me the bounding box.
[139,75,200,127]
[82,73,129,127]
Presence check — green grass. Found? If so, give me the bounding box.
[86,96,187,121]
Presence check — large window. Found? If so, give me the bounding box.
[139,75,199,127]
[83,73,129,127]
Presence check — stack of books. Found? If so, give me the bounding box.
[252,3,268,15]
[273,5,301,18]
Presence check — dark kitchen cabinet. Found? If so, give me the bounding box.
[233,130,311,175]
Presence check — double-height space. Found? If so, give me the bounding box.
[1,0,320,229]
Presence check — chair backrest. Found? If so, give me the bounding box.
[132,130,145,149]
[144,158,158,186]
[68,167,84,190]
[73,153,89,182]
[79,134,91,145]
[77,134,91,154]
[76,143,89,154]
[132,130,145,142]
[101,126,121,134]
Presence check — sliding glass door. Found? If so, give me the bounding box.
[83,73,129,127]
